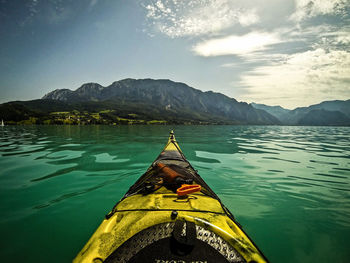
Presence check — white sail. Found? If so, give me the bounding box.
[1,119,4,126]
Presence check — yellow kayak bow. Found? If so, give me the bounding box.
[73,131,268,263]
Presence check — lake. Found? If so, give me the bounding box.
[0,125,349,262]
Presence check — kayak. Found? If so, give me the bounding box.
[73,131,268,263]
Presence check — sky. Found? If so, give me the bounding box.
[0,0,349,109]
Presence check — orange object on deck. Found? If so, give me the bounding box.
[156,162,182,183]
[177,184,201,196]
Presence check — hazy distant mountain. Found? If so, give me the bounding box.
[251,100,350,126]
[292,100,350,117]
[250,103,291,122]
[1,78,279,125]
[298,109,350,126]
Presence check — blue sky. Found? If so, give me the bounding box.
[0,0,349,109]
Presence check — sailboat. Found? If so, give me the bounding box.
[1,119,4,126]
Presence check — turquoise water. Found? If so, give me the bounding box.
[0,125,349,262]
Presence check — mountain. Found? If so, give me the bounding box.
[42,78,278,124]
[1,78,279,125]
[251,100,350,126]
[298,109,350,126]
[250,103,290,122]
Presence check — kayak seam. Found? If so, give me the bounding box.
[110,208,226,215]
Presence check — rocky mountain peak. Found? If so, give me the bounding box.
[40,78,279,124]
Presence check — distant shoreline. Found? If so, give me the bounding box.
[2,123,349,127]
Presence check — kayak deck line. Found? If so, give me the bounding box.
[73,131,269,263]
[107,208,227,215]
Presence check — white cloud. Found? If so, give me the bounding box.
[321,27,350,46]
[291,0,349,21]
[335,32,350,45]
[141,0,350,108]
[237,48,350,108]
[143,0,260,38]
[192,32,282,57]
[238,10,259,26]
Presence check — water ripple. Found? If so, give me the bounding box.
[0,125,350,263]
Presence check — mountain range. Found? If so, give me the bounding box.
[251,100,350,126]
[0,78,349,126]
[0,79,278,125]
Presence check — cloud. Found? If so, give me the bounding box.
[192,32,282,57]
[237,48,350,108]
[238,10,259,26]
[143,0,260,38]
[291,0,349,21]
[89,0,98,8]
[318,26,350,46]
[19,0,40,26]
[141,0,350,108]
[47,5,72,25]
[29,0,40,16]
[18,0,73,26]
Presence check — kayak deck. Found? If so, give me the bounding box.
[73,131,268,263]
